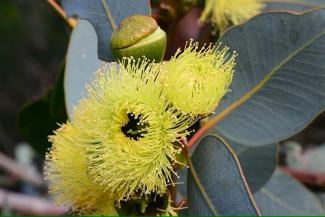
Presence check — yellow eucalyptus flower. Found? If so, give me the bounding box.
[199,0,263,32]
[73,60,194,201]
[44,123,118,216]
[161,41,236,115]
[45,39,235,214]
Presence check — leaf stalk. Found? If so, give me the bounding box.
[46,0,76,27]
[101,0,117,29]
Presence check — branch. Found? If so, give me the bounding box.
[0,189,67,215]
[0,152,44,187]
[280,167,325,187]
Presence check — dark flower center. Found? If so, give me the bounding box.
[117,193,169,216]
[121,113,148,140]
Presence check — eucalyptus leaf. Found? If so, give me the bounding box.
[209,9,325,146]
[296,0,325,6]
[187,134,260,216]
[64,20,104,119]
[231,142,278,192]
[178,141,277,199]
[50,61,67,119]
[18,63,67,155]
[254,169,325,215]
[317,192,325,210]
[18,99,53,156]
[263,0,321,12]
[61,0,151,61]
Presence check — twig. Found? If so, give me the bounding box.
[174,199,187,210]
[47,0,76,27]
[0,152,44,187]
[101,0,117,29]
[280,167,325,187]
[0,188,67,215]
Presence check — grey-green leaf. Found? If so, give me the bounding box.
[187,134,260,216]
[61,0,150,61]
[176,142,277,203]
[295,0,325,6]
[64,20,104,119]
[263,0,321,12]
[254,169,324,215]
[212,9,325,146]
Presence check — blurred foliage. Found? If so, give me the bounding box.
[0,0,68,155]
[18,63,67,156]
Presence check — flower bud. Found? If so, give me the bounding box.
[111,15,167,62]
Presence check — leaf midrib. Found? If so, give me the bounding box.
[259,188,321,215]
[259,188,304,214]
[187,155,218,215]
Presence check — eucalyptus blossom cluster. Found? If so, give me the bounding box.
[45,41,236,215]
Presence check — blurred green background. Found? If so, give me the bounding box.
[0,0,68,155]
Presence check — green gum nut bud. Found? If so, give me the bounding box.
[110,15,167,62]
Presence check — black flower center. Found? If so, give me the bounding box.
[117,193,169,216]
[121,113,148,140]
